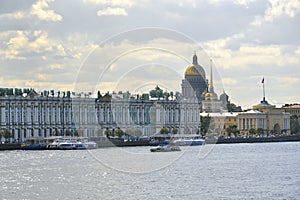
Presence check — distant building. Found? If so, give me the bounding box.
[200,112,238,137]
[281,104,300,117]
[201,97,290,137]
[202,59,225,113]
[252,98,290,135]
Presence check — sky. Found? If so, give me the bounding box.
[0,0,299,109]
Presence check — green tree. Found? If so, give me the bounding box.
[170,91,174,100]
[115,128,125,138]
[104,129,112,138]
[74,130,79,137]
[54,129,60,136]
[200,115,211,136]
[290,115,300,134]
[249,128,256,137]
[172,128,178,134]
[163,91,170,100]
[230,125,239,137]
[225,127,232,137]
[3,129,12,142]
[257,128,264,136]
[149,86,163,100]
[227,102,242,112]
[160,127,169,134]
[225,125,239,137]
[65,130,72,136]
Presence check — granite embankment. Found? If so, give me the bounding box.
[1,135,300,150]
[206,135,300,144]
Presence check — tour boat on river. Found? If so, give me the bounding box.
[20,137,97,150]
[150,134,205,146]
[172,135,205,146]
[150,145,181,152]
[47,137,97,150]
[21,138,47,150]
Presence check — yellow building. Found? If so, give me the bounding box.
[201,101,290,137]
[200,112,238,137]
[237,110,267,136]
[252,99,290,135]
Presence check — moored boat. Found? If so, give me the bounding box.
[172,138,205,146]
[58,141,77,150]
[150,134,206,146]
[46,137,97,150]
[21,138,47,150]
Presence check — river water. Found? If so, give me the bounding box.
[1,142,299,199]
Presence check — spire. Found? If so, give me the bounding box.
[209,59,214,93]
[261,77,268,103]
[192,51,198,65]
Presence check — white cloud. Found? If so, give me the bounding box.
[209,0,256,6]
[0,30,70,60]
[48,63,64,70]
[202,33,300,70]
[83,0,134,16]
[0,11,25,20]
[7,31,29,49]
[30,0,62,22]
[83,0,134,7]
[222,78,238,85]
[252,0,300,25]
[0,48,26,60]
[97,7,128,16]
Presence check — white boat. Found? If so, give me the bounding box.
[75,141,97,150]
[46,137,97,150]
[58,141,76,150]
[45,137,65,149]
[150,145,181,152]
[172,135,205,146]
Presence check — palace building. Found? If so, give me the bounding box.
[0,54,204,142]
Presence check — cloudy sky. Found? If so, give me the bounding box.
[0,0,299,109]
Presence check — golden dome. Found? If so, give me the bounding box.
[205,92,218,99]
[184,53,206,78]
[184,64,206,77]
[185,65,201,76]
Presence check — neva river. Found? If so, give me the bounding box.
[1,142,300,199]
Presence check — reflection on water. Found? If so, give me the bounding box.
[1,142,300,199]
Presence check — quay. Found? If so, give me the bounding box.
[0,143,21,151]
[205,134,300,144]
[1,135,300,150]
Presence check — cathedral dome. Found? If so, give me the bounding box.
[184,53,206,78]
[185,65,202,76]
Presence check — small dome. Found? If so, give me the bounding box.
[205,91,218,99]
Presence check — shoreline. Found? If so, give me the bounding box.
[205,134,300,144]
[1,135,300,151]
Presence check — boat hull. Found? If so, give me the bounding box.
[172,139,205,146]
[150,145,181,152]
[21,145,47,150]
